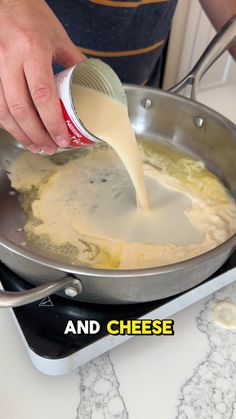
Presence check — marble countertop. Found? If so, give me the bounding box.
[0,280,236,419]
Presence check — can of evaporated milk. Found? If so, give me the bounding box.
[55,58,127,150]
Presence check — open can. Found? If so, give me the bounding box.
[55,58,127,149]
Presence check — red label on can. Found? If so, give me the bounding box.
[60,99,94,147]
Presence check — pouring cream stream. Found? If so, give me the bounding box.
[72,85,150,211]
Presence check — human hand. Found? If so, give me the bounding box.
[0,0,86,154]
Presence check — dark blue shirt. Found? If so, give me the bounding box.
[47,0,178,86]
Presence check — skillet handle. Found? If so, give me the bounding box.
[169,16,236,100]
[0,276,82,308]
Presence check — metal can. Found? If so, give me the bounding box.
[55,59,127,149]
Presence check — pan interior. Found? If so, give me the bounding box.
[3,135,236,270]
[0,87,236,271]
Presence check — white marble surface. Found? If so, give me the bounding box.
[0,280,236,419]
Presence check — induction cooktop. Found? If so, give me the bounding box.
[1,252,236,375]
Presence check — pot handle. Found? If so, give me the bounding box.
[0,276,82,308]
[169,16,236,99]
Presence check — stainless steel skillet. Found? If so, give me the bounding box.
[0,17,236,307]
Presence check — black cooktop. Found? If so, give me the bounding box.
[1,251,236,359]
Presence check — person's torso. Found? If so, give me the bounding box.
[47,0,178,85]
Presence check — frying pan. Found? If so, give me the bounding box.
[0,17,236,307]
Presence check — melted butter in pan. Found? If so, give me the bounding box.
[8,141,236,269]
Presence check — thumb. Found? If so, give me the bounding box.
[55,40,87,68]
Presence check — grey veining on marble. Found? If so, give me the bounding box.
[175,282,236,419]
[77,353,129,419]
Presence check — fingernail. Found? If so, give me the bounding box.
[42,147,56,155]
[55,136,69,148]
[28,144,41,154]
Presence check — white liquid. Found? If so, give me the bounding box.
[66,150,203,245]
[71,86,204,245]
[73,85,149,211]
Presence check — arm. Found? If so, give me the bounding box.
[0,0,86,154]
[199,0,236,59]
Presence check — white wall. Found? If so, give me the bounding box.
[163,0,236,123]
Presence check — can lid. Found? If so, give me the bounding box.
[71,59,127,106]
